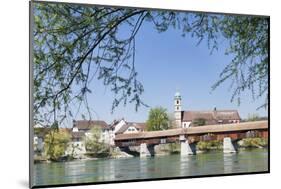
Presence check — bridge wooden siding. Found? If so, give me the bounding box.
[114,121,268,147]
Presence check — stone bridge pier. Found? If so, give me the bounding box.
[180,135,197,155]
[140,143,155,158]
[223,137,239,153]
[180,136,240,155]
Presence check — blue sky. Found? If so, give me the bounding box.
[66,15,267,125]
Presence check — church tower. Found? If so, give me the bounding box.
[174,91,182,128]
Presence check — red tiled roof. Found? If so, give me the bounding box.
[182,110,240,122]
[214,110,241,120]
[60,128,72,133]
[116,122,146,134]
[127,122,146,130]
[73,120,108,130]
[71,131,85,139]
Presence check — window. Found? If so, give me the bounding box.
[177,107,179,110]
[176,100,179,104]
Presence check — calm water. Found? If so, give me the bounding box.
[33,149,268,186]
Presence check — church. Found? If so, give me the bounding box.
[174,92,241,128]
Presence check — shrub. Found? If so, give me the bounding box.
[197,140,222,150]
[240,138,268,148]
[44,130,70,161]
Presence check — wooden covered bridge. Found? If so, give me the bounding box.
[114,121,268,157]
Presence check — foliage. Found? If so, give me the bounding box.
[44,130,70,161]
[34,127,49,135]
[240,138,268,148]
[168,113,177,129]
[197,140,222,150]
[146,107,169,131]
[247,113,260,121]
[67,142,83,159]
[169,143,181,154]
[33,2,268,125]
[84,127,110,155]
[210,16,268,109]
[245,113,268,122]
[33,3,148,125]
[192,118,206,126]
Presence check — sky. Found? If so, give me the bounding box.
[61,11,268,126]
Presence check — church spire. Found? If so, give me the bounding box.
[174,91,182,128]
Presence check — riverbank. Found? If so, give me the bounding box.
[196,137,268,151]
[34,146,134,163]
[155,138,268,154]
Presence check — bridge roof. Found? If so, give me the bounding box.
[114,121,268,141]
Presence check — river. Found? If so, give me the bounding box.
[33,148,268,186]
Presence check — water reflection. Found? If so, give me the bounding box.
[64,160,86,183]
[180,155,191,176]
[139,157,148,178]
[105,159,115,180]
[34,149,268,186]
[223,153,236,173]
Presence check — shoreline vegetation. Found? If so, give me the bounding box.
[34,137,268,164]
